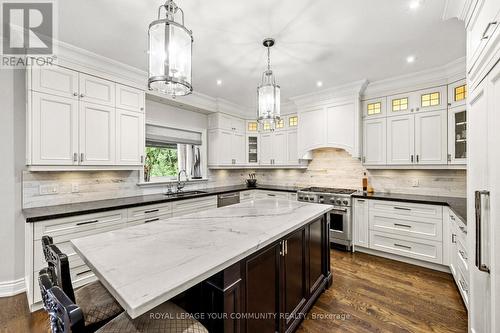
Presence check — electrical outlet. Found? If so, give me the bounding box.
[411,179,419,187]
[39,184,59,195]
[71,183,79,193]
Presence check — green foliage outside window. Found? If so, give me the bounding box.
[145,146,179,178]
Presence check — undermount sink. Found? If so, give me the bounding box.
[165,190,207,197]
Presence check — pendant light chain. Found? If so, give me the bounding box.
[267,46,271,71]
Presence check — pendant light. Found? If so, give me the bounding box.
[257,38,281,130]
[148,0,193,96]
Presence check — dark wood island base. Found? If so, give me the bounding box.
[195,214,331,333]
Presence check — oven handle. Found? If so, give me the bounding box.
[330,208,348,213]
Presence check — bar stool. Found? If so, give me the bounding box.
[41,236,123,330]
[38,269,208,333]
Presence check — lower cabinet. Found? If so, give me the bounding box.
[353,198,369,247]
[200,216,331,333]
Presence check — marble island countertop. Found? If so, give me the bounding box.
[71,198,331,319]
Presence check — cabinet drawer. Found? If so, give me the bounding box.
[456,263,469,309]
[255,191,289,200]
[456,238,469,280]
[369,200,443,220]
[171,196,217,217]
[126,213,172,226]
[369,211,442,242]
[127,203,172,221]
[370,231,443,264]
[34,210,127,241]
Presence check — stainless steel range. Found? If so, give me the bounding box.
[297,187,356,250]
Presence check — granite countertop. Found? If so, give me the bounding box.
[352,192,467,224]
[22,184,299,223]
[71,198,332,319]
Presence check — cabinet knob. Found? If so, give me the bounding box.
[73,92,78,97]
[140,107,144,111]
[79,94,84,98]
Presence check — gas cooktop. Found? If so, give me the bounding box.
[298,187,357,195]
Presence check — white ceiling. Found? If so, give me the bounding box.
[57,0,465,109]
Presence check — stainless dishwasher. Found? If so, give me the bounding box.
[217,192,240,207]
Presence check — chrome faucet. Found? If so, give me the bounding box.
[177,170,188,192]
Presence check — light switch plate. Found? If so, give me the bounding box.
[411,179,419,187]
[39,184,59,195]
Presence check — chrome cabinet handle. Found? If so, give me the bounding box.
[452,234,457,244]
[394,207,411,211]
[80,153,85,162]
[76,269,92,277]
[73,153,78,162]
[449,214,455,221]
[145,218,159,223]
[459,225,467,234]
[416,155,419,163]
[481,21,498,40]
[475,190,491,273]
[284,240,288,255]
[411,155,414,163]
[394,223,412,228]
[144,209,159,214]
[76,219,98,226]
[141,155,144,163]
[394,243,412,250]
[459,279,468,294]
[459,250,468,260]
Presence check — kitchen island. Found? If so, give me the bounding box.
[72,198,332,333]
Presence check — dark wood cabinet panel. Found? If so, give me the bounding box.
[282,228,307,331]
[308,217,325,295]
[245,244,281,333]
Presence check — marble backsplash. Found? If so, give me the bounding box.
[22,148,466,208]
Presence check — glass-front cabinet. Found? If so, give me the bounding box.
[362,97,387,118]
[448,107,467,164]
[246,135,259,164]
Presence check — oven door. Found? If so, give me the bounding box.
[329,207,351,243]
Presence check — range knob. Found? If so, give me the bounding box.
[330,198,336,203]
[309,197,314,202]
[343,200,349,205]
[318,197,324,203]
[336,199,342,205]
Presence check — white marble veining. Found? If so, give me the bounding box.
[71,199,331,318]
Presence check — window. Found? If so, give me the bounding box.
[263,122,271,131]
[367,102,381,115]
[247,122,258,131]
[289,116,298,127]
[421,92,440,107]
[392,97,408,112]
[455,84,467,102]
[144,124,203,182]
[276,119,285,129]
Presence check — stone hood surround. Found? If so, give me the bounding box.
[71,198,332,318]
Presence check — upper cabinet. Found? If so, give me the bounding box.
[466,0,500,81]
[362,118,386,165]
[362,97,387,118]
[448,79,467,108]
[415,86,448,113]
[209,113,245,132]
[27,66,145,169]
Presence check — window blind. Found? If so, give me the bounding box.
[146,124,202,147]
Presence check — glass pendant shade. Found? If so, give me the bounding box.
[148,1,193,96]
[257,39,280,130]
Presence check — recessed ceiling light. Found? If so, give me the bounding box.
[216,79,222,86]
[406,55,416,63]
[316,81,323,87]
[409,0,421,10]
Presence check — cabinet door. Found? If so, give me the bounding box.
[116,109,144,165]
[245,244,280,333]
[415,86,447,113]
[387,92,413,116]
[353,199,369,247]
[362,118,386,165]
[260,133,273,165]
[115,84,145,113]
[31,92,79,165]
[31,66,79,99]
[231,117,246,133]
[246,135,259,164]
[448,79,467,108]
[283,228,307,331]
[79,74,115,107]
[449,216,458,279]
[448,106,467,164]
[387,115,415,165]
[298,107,325,153]
[287,130,299,164]
[273,131,287,165]
[308,217,325,295]
[362,97,387,118]
[231,132,245,164]
[79,102,115,165]
[414,109,447,165]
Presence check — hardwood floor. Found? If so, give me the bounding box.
[0,249,467,333]
[297,249,468,333]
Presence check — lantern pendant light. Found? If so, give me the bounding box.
[257,38,281,131]
[148,0,193,97]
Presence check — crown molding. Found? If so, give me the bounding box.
[290,79,368,108]
[362,57,466,100]
[442,0,474,21]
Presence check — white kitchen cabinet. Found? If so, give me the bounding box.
[231,132,246,165]
[208,129,245,166]
[286,130,299,165]
[362,97,387,118]
[387,91,415,116]
[466,0,500,77]
[171,196,217,217]
[246,134,259,164]
[116,109,145,165]
[387,114,415,165]
[79,102,115,165]
[353,199,369,248]
[362,118,386,165]
[414,109,447,165]
[30,66,79,99]
[259,133,273,165]
[208,113,245,132]
[414,85,448,113]
[115,84,145,113]
[448,106,467,165]
[326,103,355,153]
[259,131,287,165]
[30,92,79,165]
[298,106,325,154]
[448,79,467,108]
[79,73,115,107]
